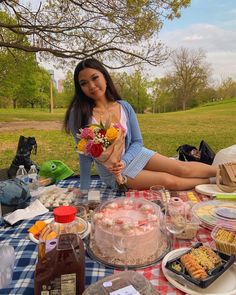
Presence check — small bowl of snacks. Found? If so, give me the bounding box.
[175,216,200,240]
[211,223,236,256]
[165,243,235,289]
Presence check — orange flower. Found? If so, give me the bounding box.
[106,127,118,141]
[77,139,87,153]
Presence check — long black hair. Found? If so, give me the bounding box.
[64,58,122,133]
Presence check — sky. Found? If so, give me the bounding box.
[156,0,236,84]
[39,0,236,84]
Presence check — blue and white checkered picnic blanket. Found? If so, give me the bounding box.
[0,177,124,295]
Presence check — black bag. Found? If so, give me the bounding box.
[8,136,38,178]
[177,140,215,165]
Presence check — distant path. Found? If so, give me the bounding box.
[0,121,62,132]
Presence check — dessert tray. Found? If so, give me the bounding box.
[28,218,91,244]
[195,184,236,197]
[33,185,85,210]
[162,247,236,295]
[85,229,171,270]
[192,200,236,230]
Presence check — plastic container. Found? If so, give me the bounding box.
[211,223,236,255]
[28,165,39,192]
[175,201,200,240]
[88,197,166,269]
[0,245,15,289]
[83,270,159,294]
[16,165,28,184]
[34,206,85,295]
[165,243,235,289]
[175,218,199,240]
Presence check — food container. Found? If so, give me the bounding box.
[82,270,159,294]
[35,206,85,295]
[175,201,200,240]
[87,197,170,269]
[165,243,235,288]
[175,216,200,240]
[175,222,199,240]
[211,223,236,255]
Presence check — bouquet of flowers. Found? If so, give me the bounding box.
[77,119,126,187]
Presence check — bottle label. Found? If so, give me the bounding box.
[110,285,140,295]
[45,239,57,253]
[39,274,76,295]
[16,175,29,184]
[61,273,76,295]
[28,173,38,182]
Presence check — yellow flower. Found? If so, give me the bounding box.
[77,139,87,153]
[106,127,118,141]
[89,125,97,131]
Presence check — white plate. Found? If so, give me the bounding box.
[195,184,236,197]
[162,248,236,295]
[28,218,91,244]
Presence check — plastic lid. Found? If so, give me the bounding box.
[30,165,36,168]
[19,165,24,168]
[53,206,77,223]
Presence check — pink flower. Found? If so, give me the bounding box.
[80,128,94,139]
[113,123,125,132]
[85,140,94,155]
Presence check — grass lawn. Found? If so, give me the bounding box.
[1,98,236,175]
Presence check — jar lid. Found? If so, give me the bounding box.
[53,206,77,223]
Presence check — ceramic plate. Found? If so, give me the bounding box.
[162,248,236,295]
[28,218,91,244]
[195,184,236,197]
[215,208,236,220]
[192,200,236,229]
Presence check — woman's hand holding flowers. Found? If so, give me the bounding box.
[109,161,125,176]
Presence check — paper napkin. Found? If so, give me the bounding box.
[4,199,49,225]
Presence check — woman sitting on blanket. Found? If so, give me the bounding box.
[64,58,217,191]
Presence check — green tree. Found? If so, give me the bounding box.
[0,11,42,108]
[151,77,177,113]
[0,0,190,68]
[217,78,236,99]
[21,67,52,109]
[168,48,210,110]
[55,70,74,108]
[113,70,150,113]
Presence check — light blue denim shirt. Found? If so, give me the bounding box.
[69,100,143,189]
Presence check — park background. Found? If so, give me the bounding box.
[0,0,236,175]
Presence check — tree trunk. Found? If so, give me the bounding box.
[12,99,17,109]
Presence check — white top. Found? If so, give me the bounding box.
[92,104,127,134]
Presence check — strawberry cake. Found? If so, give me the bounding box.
[90,197,163,266]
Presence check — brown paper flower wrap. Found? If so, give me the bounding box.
[77,119,127,190]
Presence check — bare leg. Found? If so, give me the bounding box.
[144,153,217,178]
[127,170,210,190]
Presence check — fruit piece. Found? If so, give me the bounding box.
[28,221,47,236]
